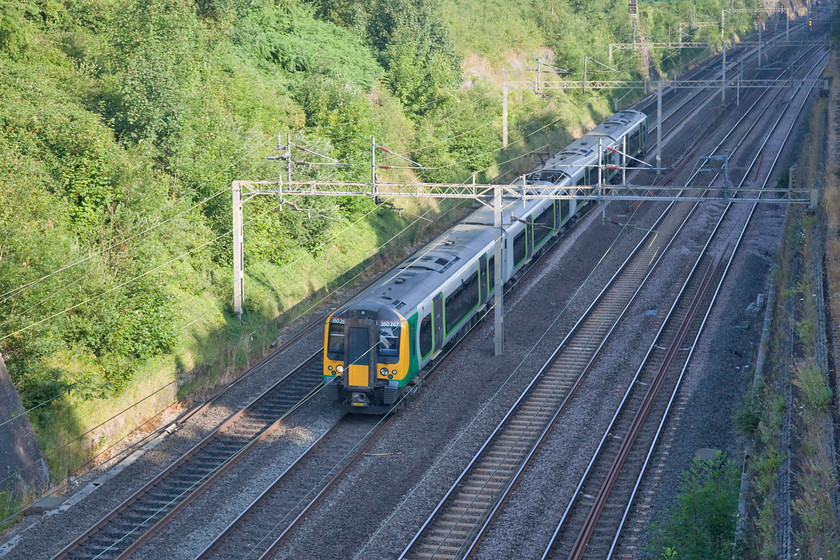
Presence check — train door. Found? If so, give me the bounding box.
[343,317,377,391]
[433,293,444,350]
[527,219,533,260]
[478,255,487,306]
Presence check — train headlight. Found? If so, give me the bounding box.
[379,367,388,376]
[392,369,397,376]
[327,365,333,371]
[336,365,344,373]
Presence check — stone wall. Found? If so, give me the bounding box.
[0,355,48,497]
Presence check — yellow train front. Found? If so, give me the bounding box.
[323,304,414,413]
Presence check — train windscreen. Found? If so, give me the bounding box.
[327,322,345,360]
[378,322,401,364]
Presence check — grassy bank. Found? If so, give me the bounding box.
[738,56,840,558]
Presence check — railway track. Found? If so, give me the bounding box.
[186,196,599,559]
[194,414,384,560]
[542,47,829,560]
[51,352,324,560]
[550,253,721,559]
[636,18,810,143]
[399,39,828,560]
[398,180,697,560]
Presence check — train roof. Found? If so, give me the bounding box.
[539,136,600,176]
[534,110,646,180]
[333,196,547,317]
[587,109,647,140]
[330,109,648,320]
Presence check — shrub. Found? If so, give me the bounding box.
[648,452,741,560]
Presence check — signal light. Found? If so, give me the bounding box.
[809,19,813,26]
[755,13,759,19]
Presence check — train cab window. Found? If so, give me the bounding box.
[513,230,527,266]
[419,314,433,358]
[378,323,401,364]
[445,272,479,333]
[327,323,345,360]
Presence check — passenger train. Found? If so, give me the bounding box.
[323,110,648,412]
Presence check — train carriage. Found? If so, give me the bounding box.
[323,110,647,412]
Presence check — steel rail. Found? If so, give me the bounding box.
[541,46,830,560]
[51,351,324,560]
[186,200,580,560]
[469,41,820,558]
[399,134,717,558]
[193,415,388,560]
[602,46,832,560]
[565,258,719,559]
[635,20,811,149]
[397,51,764,557]
[400,37,825,560]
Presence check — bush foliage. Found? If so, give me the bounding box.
[0,0,760,479]
[648,452,741,560]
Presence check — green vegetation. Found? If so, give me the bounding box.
[0,0,763,509]
[738,69,840,558]
[648,452,741,560]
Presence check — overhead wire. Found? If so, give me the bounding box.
[0,69,529,314]
[1,52,633,500]
[356,188,650,559]
[0,139,378,425]
[0,184,461,522]
[0,202,278,344]
[0,201,302,505]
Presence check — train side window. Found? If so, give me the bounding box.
[626,129,640,155]
[534,205,554,246]
[327,323,344,360]
[513,230,527,266]
[487,255,495,292]
[419,314,433,358]
[561,199,570,222]
[445,272,479,333]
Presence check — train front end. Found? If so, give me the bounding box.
[323,305,412,413]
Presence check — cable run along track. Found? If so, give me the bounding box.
[400,40,828,560]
